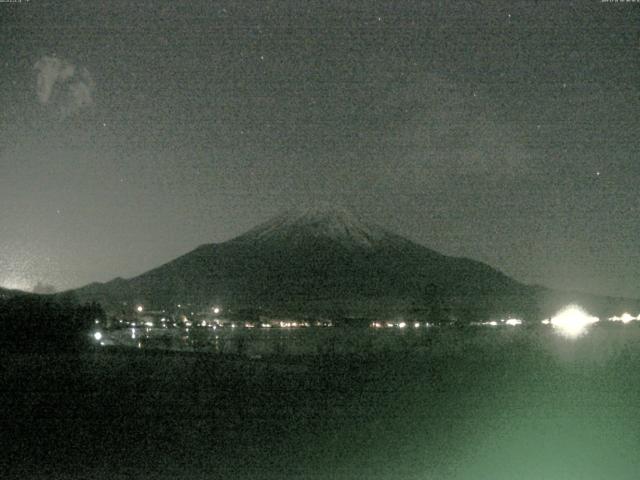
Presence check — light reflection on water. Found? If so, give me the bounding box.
[105,324,439,356]
[73,318,640,480]
[93,317,640,361]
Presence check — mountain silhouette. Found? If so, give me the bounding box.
[71,207,638,322]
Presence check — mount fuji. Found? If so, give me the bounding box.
[70,207,636,321]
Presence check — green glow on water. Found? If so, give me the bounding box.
[9,322,640,479]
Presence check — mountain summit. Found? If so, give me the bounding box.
[233,206,401,249]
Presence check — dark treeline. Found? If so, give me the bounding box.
[0,293,105,352]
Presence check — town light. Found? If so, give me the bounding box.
[136,305,143,313]
[550,305,599,338]
[620,313,634,324]
[609,313,636,324]
[93,331,102,341]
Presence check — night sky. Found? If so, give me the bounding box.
[1,0,638,297]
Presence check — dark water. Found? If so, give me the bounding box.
[4,325,640,479]
[103,323,451,356]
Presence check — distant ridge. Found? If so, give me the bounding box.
[71,207,640,321]
[0,286,31,298]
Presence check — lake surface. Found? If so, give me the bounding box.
[94,322,555,356]
[101,323,455,356]
[5,324,640,479]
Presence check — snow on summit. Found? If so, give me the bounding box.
[235,206,398,249]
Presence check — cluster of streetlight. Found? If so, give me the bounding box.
[608,313,640,324]
[470,318,523,327]
[368,307,640,340]
[92,303,640,347]
[370,321,434,329]
[541,307,640,338]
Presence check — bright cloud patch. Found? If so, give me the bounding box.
[34,55,95,117]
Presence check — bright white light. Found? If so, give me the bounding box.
[398,322,407,329]
[94,319,100,324]
[505,318,522,326]
[145,321,154,327]
[136,305,143,313]
[201,320,207,327]
[488,321,498,326]
[550,305,599,338]
[541,319,550,325]
[609,313,635,324]
[414,322,421,328]
[93,331,102,341]
[212,307,220,314]
[621,313,634,324]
